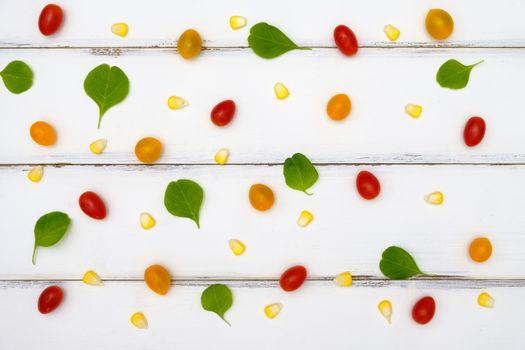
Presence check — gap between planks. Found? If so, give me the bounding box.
[1,277,525,289]
[1,42,525,50]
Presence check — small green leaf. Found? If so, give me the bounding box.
[83,64,130,129]
[248,22,310,59]
[164,179,204,228]
[33,211,71,265]
[379,246,424,280]
[436,59,483,89]
[283,153,319,195]
[0,60,33,94]
[201,284,233,325]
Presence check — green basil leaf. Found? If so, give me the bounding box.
[248,22,310,59]
[436,59,483,89]
[33,211,71,265]
[201,284,233,326]
[164,179,204,229]
[379,246,424,280]
[83,64,130,129]
[283,153,318,195]
[0,60,33,94]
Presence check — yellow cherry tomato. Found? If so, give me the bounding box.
[135,137,163,164]
[327,93,351,121]
[469,237,492,263]
[30,121,56,146]
[425,9,454,40]
[177,29,202,59]
[144,264,171,295]
[249,184,275,211]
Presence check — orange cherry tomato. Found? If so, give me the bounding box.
[425,9,454,40]
[30,121,56,146]
[177,29,202,59]
[326,93,351,120]
[463,116,486,147]
[79,191,107,220]
[211,100,236,126]
[412,296,436,324]
[333,25,358,56]
[135,137,163,164]
[356,170,381,200]
[469,237,492,262]
[249,184,275,211]
[144,264,171,295]
[38,285,64,314]
[38,4,63,36]
[280,265,307,292]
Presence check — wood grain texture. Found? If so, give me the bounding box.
[2,164,523,279]
[1,0,524,48]
[1,48,524,164]
[1,280,524,350]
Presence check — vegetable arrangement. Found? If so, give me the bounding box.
[10,3,496,329]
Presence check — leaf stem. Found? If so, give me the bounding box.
[303,190,314,196]
[471,60,485,67]
[221,316,231,327]
[32,244,37,265]
[298,47,312,51]
[97,116,102,129]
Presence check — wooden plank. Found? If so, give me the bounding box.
[1,280,523,349]
[1,164,523,279]
[1,0,524,48]
[1,48,524,164]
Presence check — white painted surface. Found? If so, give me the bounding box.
[1,0,524,348]
[1,0,524,47]
[1,48,524,164]
[1,165,524,279]
[1,281,524,350]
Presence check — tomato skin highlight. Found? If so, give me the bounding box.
[463,116,486,147]
[79,191,107,220]
[279,265,307,292]
[356,170,381,200]
[211,100,236,126]
[38,4,63,36]
[412,296,436,324]
[333,25,358,56]
[38,285,64,314]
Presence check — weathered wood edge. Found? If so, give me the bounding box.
[2,277,524,289]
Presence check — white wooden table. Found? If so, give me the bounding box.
[1,0,524,348]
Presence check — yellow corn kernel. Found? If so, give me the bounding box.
[384,24,400,41]
[140,212,156,230]
[264,303,282,319]
[425,191,444,205]
[82,270,103,286]
[378,300,392,324]
[130,312,148,329]
[229,16,247,30]
[89,139,107,155]
[111,23,129,37]
[274,83,289,100]
[334,271,353,287]
[478,292,495,308]
[228,239,246,256]
[405,104,422,118]
[214,148,230,165]
[27,165,43,183]
[297,210,313,227]
[167,96,189,110]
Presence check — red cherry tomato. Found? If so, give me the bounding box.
[334,25,358,56]
[279,265,307,292]
[463,116,486,147]
[38,4,63,36]
[356,170,381,200]
[79,191,107,220]
[412,296,436,325]
[211,100,236,126]
[38,285,64,314]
